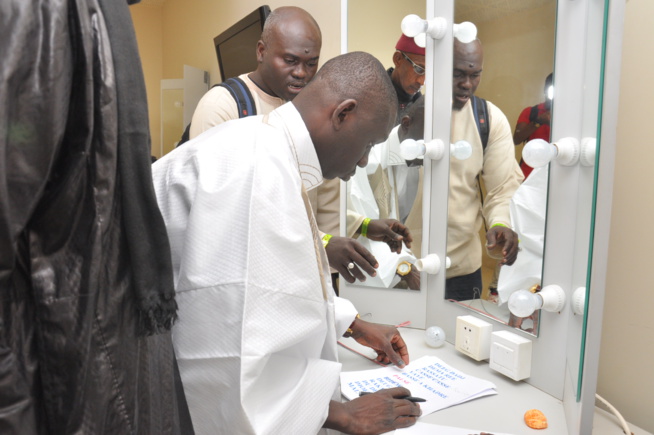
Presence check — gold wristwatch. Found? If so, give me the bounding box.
[396,261,412,276]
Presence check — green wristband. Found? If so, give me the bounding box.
[491,223,509,229]
[361,218,371,238]
[322,234,332,248]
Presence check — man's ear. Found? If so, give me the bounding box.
[331,99,358,131]
[400,114,412,131]
[255,40,265,63]
[392,51,403,68]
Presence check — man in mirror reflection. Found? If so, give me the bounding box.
[447,38,523,301]
[153,52,422,435]
[187,6,409,292]
[347,96,426,290]
[512,73,554,179]
[389,34,426,121]
[348,37,524,301]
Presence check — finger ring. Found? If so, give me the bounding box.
[347,262,355,270]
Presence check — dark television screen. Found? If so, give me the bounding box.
[214,6,271,82]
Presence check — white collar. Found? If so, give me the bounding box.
[268,103,323,191]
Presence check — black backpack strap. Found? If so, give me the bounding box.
[471,95,490,151]
[176,77,256,147]
[219,77,257,118]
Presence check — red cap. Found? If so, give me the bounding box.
[395,34,425,56]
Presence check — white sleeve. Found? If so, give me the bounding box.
[334,296,358,337]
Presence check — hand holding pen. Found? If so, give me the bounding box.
[359,391,426,402]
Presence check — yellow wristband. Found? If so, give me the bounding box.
[361,218,371,238]
[491,223,509,229]
[322,234,332,248]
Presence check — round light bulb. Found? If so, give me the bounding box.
[401,14,427,38]
[414,33,427,48]
[425,326,446,347]
[508,289,542,318]
[453,21,477,43]
[450,140,472,160]
[523,138,557,168]
[400,139,425,160]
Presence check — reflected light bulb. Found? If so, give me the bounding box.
[400,139,425,161]
[414,33,427,48]
[451,140,472,160]
[547,85,554,101]
[453,21,477,43]
[523,138,557,168]
[508,289,542,318]
[425,326,446,347]
[401,14,427,37]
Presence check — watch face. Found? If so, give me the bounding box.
[398,262,411,275]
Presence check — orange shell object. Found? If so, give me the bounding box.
[524,409,548,429]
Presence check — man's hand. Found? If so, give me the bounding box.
[324,388,421,434]
[486,226,519,265]
[399,267,421,290]
[349,318,409,368]
[325,236,378,283]
[364,219,413,254]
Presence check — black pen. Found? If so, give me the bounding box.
[358,391,426,402]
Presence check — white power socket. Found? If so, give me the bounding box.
[489,330,533,381]
[454,315,492,361]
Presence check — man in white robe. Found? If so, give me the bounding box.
[153,52,421,434]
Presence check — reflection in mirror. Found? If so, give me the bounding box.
[344,0,426,293]
[446,0,556,335]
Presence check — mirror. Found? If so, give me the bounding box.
[342,0,556,335]
[445,0,556,334]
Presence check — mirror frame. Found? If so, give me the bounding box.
[339,1,624,431]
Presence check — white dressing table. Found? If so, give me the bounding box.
[339,327,652,434]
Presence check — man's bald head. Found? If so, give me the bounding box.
[249,7,322,102]
[293,51,398,180]
[452,39,484,110]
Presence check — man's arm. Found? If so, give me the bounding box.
[482,103,524,265]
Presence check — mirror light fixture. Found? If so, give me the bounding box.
[415,254,451,275]
[508,285,566,318]
[522,137,580,168]
[401,14,477,47]
[572,287,586,316]
[580,137,597,167]
[400,139,472,161]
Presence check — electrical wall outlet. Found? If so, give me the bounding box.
[454,315,492,361]
[489,330,533,381]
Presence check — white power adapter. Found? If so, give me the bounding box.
[454,315,492,361]
[489,330,533,381]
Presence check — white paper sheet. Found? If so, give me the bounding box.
[340,355,497,416]
[393,421,515,434]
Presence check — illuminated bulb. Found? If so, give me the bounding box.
[401,14,447,40]
[453,21,477,43]
[450,140,472,160]
[547,85,554,101]
[508,285,566,318]
[400,139,426,161]
[522,138,557,168]
[414,33,426,48]
[415,254,448,274]
[401,14,427,37]
[424,326,446,347]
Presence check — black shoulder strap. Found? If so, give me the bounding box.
[471,95,490,151]
[219,77,257,119]
[176,77,257,147]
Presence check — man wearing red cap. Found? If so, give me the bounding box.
[390,34,426,120]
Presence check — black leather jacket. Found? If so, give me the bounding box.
[0,0,192,433]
